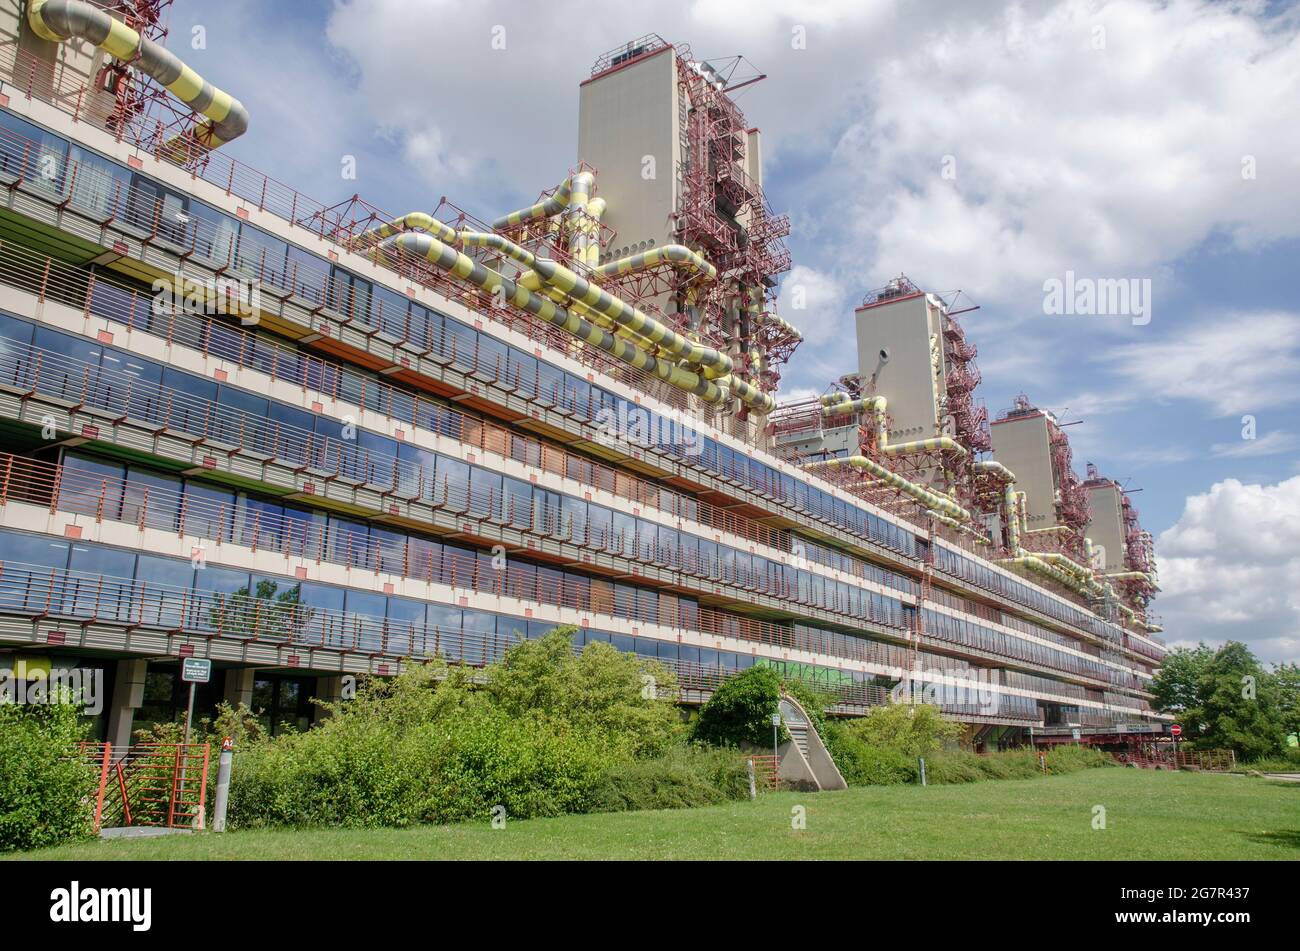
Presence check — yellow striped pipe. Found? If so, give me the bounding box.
[492,172,595,230]
[458,231,537,268]
[530,258,736,381]
[376,232,723,403]
[29,0,248,149]
[972,460,1016,483]
[803,456,970,521]
[582,197,605,266]
[592,245,718,282]
[357,213,457,247]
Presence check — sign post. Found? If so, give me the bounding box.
[1171,723,1182,765]
[179,658,212,746]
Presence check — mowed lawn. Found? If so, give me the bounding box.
[10,769,1299,861]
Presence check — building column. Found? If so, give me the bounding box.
[223,667,255,708]
[313,675,345,725]
[106,658,148,749]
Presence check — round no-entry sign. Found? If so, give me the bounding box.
[1171,724,1182,737]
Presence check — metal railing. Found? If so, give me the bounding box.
[0,449,1144,687]
[79,742,210,829]
[13,559,891,711]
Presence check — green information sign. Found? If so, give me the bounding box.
[181,658,212,684]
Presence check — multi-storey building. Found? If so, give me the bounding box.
[0,11,1164,749]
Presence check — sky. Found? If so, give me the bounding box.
[166,0,1299,663]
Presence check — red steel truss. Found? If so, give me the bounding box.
[587,36,798,397]
[85,1,221,168]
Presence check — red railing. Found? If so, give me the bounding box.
[80,742,210,829]
[0,237,924,589]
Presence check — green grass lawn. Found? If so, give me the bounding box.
[10,769,1299,861]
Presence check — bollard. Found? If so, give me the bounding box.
[212,736,234,833]
[918,756,927,787]
[747,758,757,800]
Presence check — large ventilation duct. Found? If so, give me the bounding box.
[357,213,457,246]
[493,172,596,229]
[592,245,718,282]
[820,395,967,457]
[529,258,736,380]
[28,0,249,149]
[377,232,724,403]
[804,456,970,522]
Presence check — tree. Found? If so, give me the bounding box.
[1149,644,1214,735]
[692,665,783,747]
[1273,663,1300,747]
[1154,641,1286,761]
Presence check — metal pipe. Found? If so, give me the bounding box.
[530,258,737,380]
[592,244,718,282]
[29,0,249,149]
[804,456,970,521]
[357,212,457,246]
[492,171,595,230]
[377,232,724,403]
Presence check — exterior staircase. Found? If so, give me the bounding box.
[776,695,848,791]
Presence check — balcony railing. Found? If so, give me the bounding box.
[0,556,891,710]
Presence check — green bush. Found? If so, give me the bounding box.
[823,723,918,785]
[692,666,783,747]
[225,629,712,829]
[588,746,752,813]
[1044,745,1114,774]
[0,698,97,853]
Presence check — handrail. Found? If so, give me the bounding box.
[0,450,1149,690]
[7,557,893,709]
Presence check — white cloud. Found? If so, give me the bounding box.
[1155,477,1300,664]
[1211,430,1299,459]
[777,265,850,347]
[825,0,1300,304]
[1102,312,1300,415]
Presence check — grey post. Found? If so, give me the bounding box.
[212,736,234,833]
[746,758,757,800]
[918,756,927,786]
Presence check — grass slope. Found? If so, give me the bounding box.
[10,769,1299,861]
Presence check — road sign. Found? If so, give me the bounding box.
[1071,728,1081,741]
[181,658,212,684]
[1171,723,1182,738]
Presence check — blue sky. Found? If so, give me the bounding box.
[166,0,1300,662]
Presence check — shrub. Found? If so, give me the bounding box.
[823,723,918,786]
[588,746,752,813]
[834,703,961,760]
[1044,745,1114,774]
[692,666,783,747]
[0,698,97,853]
[225,629,688,829]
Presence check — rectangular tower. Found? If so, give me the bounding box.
[1084,480,1127,572]
[854,283,947,443]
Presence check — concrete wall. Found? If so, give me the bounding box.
[0,0,119,128]
[991,414,1058,529]
[855,295,942,442]
[1085,483,1127,571]
[577,47,679,262]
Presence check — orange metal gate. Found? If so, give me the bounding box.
[81,743,211,831]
